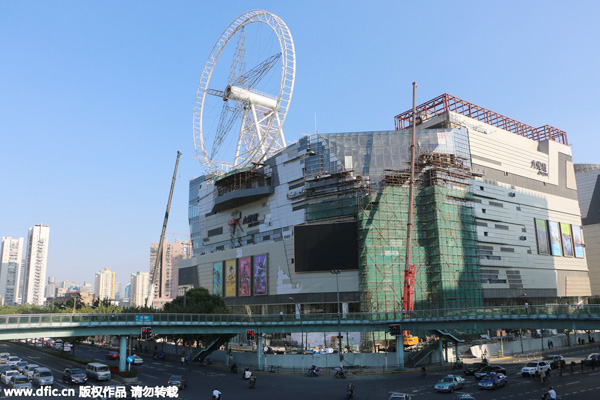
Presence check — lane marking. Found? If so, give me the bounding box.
[141,373,159,379]
[566,381,580,385]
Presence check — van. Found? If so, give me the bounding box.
[85,363,111,381]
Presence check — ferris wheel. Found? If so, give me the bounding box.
[193,10,296,175]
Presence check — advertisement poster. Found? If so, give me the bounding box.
[253,254,267,295]
[534,218,549,255]
[225,259,237,297]
[572,225,584,258]
[212,262,223,296]
[560,223,574,257]
[238,257,252,296]
[548,221,562,256]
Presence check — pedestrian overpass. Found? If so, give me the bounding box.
[3,304,599,371]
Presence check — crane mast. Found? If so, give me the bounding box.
[146,151,182,308]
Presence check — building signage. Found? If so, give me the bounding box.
[243,213,259,227]
[531,160,548,176]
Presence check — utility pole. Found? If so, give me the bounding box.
[330,270,343,368]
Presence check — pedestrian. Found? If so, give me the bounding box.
[540,368,546,384]
[402,308,406,318]
[548,340,551,349]
[279,311,284,321]
[525,301,529,315]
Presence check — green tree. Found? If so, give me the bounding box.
[162,288,232,358]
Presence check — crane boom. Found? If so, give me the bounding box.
[146,151,182,308]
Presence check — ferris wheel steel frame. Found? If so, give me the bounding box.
[193,10,296,175]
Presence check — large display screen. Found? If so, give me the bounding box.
[294,222,359,272]
[253,254,267,295]
[535,218,549,255]
[572,225,585,258]
[560,223,574,257]
[238,257,252,296]
[225,259,237,297]
[548,221,562,256]
[212,262,223,296]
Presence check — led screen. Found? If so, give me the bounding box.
[294,222,358,272]
[535,219,549,255]
[548,221,562,256]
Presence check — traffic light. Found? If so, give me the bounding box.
[141,327,152,340]
[246,330,255,341]
[388,324,400,336]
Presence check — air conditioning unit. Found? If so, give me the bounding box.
[519,236,527,241]
[508,192,516,197]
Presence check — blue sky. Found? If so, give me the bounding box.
[1,1,598,287]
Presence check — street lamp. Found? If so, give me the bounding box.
[330,269,343,368]
[289,297,304,354]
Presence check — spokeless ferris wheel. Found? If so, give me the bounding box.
[193,10,296,175]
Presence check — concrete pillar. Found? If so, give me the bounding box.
[119,336,127,372]
[397,336,405,370]
[439,339,444,366]
[257,334,263,370]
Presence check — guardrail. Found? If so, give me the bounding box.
[0,304,598,329]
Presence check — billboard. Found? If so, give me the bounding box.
[212,262,223,296]
[238,257,252,296]
[253,254,267,295]
[294,222,359,272]
[560,223,574,257]
[534,219,549,255]
[225,259,237,297]
[572,225,584,258]
[548,221,562,256]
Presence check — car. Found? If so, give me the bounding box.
[388,393,413,400]
[434,375,466,392]
[464,362,489,375]
[16,361,29,374]
[167,375,187,390]
[8,375,32,390]
[543,355,566,369]
[1,370,19,385]
[24,364,40,379]
[0,353,10,363]
[63,343,72,352]
[131,355,143,365]
[521,360,551,376]
[473,365,507,379]
[32,368,54,386]
[478,372,507,389]
[454,395,476,400]
[106,351,120,360]
[583,353,600,366]
[62,368,88,385]
[7,356,20,367]
[0,365,12,375]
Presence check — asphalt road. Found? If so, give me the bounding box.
[2,341,600,399]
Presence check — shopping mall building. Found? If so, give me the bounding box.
[179,94,591,340]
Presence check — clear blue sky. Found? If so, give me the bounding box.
[1,1,598,286]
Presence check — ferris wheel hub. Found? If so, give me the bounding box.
[224,85,278,109]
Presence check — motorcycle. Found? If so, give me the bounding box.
[249,375,256,388]
[307,367,319,377]
[334,369,346,379]
[230,364,238,374]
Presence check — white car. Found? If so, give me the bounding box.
[521,360,551,376]
[9,375,32,389]
[16,361,30,374]
[32,368,54,386]
[1,370,19,385]
[63,344,72,352]
[131,355,143,365]
[7,356,20,367]
[24,364,40,380]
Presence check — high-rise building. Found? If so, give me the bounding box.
[0,237,24,305]
[44,276,57,298]
[94,269,116,300]
[181,93,590,324]
[149,239,191,308]
[114,282,122,300]
[80,281,93,293]
[130,271,149,307]
[23,224,50,306]
[575,164,600,295]
[124,283,131,299]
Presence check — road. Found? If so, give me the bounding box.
[1,341,600,399]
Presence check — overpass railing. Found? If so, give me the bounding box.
[0,304,598,329]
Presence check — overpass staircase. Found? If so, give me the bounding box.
[405,329,465,367]
[191,334,235,362]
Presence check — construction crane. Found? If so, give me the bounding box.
[402,83,419,347]
[145,151,182,308]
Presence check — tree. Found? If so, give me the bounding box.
[162,288,232,357]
